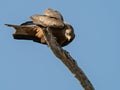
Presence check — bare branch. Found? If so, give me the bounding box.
[42,27,95,90]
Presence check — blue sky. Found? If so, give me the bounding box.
[0,0,120,90]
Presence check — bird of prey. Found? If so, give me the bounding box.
[5,8,75,47]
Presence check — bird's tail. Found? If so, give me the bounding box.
[5,24,19,27]
[5,23,38,41]
[5,24,30,39]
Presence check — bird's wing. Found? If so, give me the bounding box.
[43,8,63,21]
[30,15,64,28]
[5,24,46,44]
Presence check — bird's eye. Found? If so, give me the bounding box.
[66,32,69,35]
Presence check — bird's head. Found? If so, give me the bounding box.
[65,24,75,41]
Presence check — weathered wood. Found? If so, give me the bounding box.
[41,27,95,90]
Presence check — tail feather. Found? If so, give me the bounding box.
[5,23,46,44]
[5,24,19,27]
[5,23,40,41]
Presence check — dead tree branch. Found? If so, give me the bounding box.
[42,27,95,90]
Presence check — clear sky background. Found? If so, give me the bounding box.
[0,0,120,90]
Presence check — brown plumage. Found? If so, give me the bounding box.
[5,8,75,47]
[5,23,75,47]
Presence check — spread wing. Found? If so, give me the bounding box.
[43,8,63,21]
[30,15,64,28]
[5,24,46,44]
